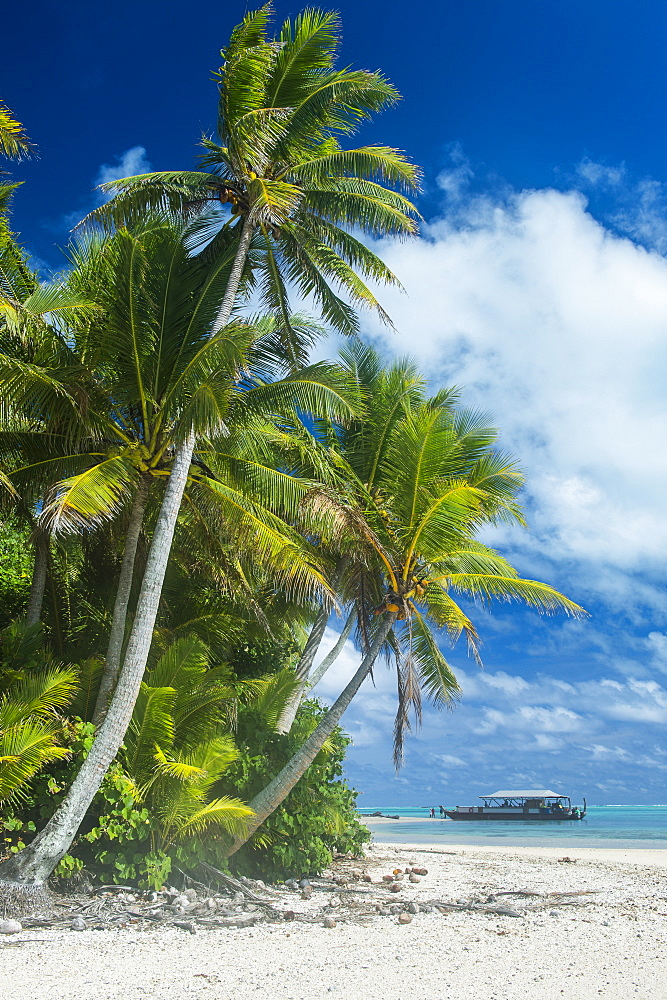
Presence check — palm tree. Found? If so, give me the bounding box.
[226,383,586,853]
[74,0,419,734]
[0,4,419,904]
[0,219,351,711]
[275,343,429,733]
[0,225,356,896]
[86,6,420,343]
[0,194,95,631]
[0,101,33,161]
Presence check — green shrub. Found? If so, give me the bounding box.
[0,720,155,884]
[1,631,370,888]
[0,517,32,625]
[220,699,370,880]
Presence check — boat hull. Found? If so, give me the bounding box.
[444,811,585,821]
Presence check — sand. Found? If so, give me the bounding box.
[2,841,667,1000]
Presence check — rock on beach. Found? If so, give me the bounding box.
[0,919,22,934]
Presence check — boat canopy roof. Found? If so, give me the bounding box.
[480,789,565,799]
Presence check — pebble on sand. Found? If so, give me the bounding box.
[0,920,22,934]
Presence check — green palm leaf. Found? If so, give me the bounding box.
[267,8,340,107]
[162,796,253,845]
[0,721,71,804]
[445,574,587,616]
[126,684,176,787]
[0,667,78,728]
[410,608,461,707]
[248,668,302,730]
[147,637,210,690]
[40,456,139,535]
[0,101,34,160]
[419,585,481,664]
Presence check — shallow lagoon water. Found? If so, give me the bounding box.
[359,804,667,849]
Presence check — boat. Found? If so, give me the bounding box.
[444,789,587,821]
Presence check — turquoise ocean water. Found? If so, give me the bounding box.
[359,805,667,849]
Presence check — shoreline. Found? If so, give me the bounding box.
[369,837,667,867]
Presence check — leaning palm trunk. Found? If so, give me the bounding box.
[92,475,150,725]
[307,607,356,691]
[275,605,357,734]
[25,530,48,627]
[275,561,349,734]
[226,611,397,856]
[274,604,331,734]
[0,222,254,900]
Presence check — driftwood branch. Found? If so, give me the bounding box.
[195,862,275,903]
[430,900,523,918]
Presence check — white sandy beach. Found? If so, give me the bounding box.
[2,840,667,1000]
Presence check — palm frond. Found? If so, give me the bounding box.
[421,585,482,664]
[69,658,103,721]
[0,101,34,160]
[248,668,302,730]
[147,636,210,690]
[287,145,420,191]
[410,608,461,707]
[392,635,422,769]
[40,456,139,535]
[126,684,176,784]
[445,574,587,616]
[268,8,341,107]
[163,795,253,845]
[0,721,71,804]
[0,667,78,728]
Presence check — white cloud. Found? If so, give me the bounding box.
[573,156,667,256]
[575,157,625,188]
[645,631,667,673]
[455,664,667,727]
[436,142,474,201]
[62,147,152,231]
[95,146,151,188]
[432,753,468,767]
[357,182,667,612]
[584,744,630,759]
[468,670,530,696]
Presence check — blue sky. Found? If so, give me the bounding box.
[4,1,667,803]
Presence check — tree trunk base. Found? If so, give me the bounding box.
[0,879,55,918]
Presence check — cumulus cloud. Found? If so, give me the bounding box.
[574,157,667,253]
[357,178,667,614]
[62,146,152,230]
[95,146,151,188]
